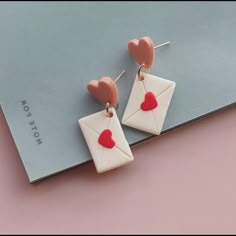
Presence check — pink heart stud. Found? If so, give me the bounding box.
[128,36,154,69]
[87,77,118,105]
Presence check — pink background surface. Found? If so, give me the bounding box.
[0,107,236,234]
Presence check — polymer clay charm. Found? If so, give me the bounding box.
[122,36,176,135]
[79,107,133,173]
[79,71,134,173]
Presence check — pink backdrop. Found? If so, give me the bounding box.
[0,107,236,234]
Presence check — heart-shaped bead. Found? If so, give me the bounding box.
[87,77,118,105]
[98,129,115,149]
[128,36,154,69]
[140,92,158,111]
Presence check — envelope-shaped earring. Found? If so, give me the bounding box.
[79,70,134,173]
[122,37,176,135]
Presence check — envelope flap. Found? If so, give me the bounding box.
[108,111,133,158]
[79,109,109,135]
[122,77,146,123]
[99,147,133,173]
[152,83,176,133]
[79,121,104,166]
[122,109,158,134]
[142,72,175,97]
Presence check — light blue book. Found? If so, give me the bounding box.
[0,2,235,182]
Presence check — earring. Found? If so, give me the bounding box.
[79,70,134,173]
[122,36,176,135]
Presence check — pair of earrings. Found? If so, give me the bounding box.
[79,36,176,173]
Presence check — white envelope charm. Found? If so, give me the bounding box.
[79,108,134,173]
[122,72,176,135]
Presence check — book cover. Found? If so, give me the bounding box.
[0,2,235,182]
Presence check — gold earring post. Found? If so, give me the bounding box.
[146,42,170,74]
[105,70,125,117]
[154,41,170,49]
[114,69,125,83]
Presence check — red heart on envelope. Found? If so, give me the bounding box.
[141,92,158,111]
[98,129,115,149]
